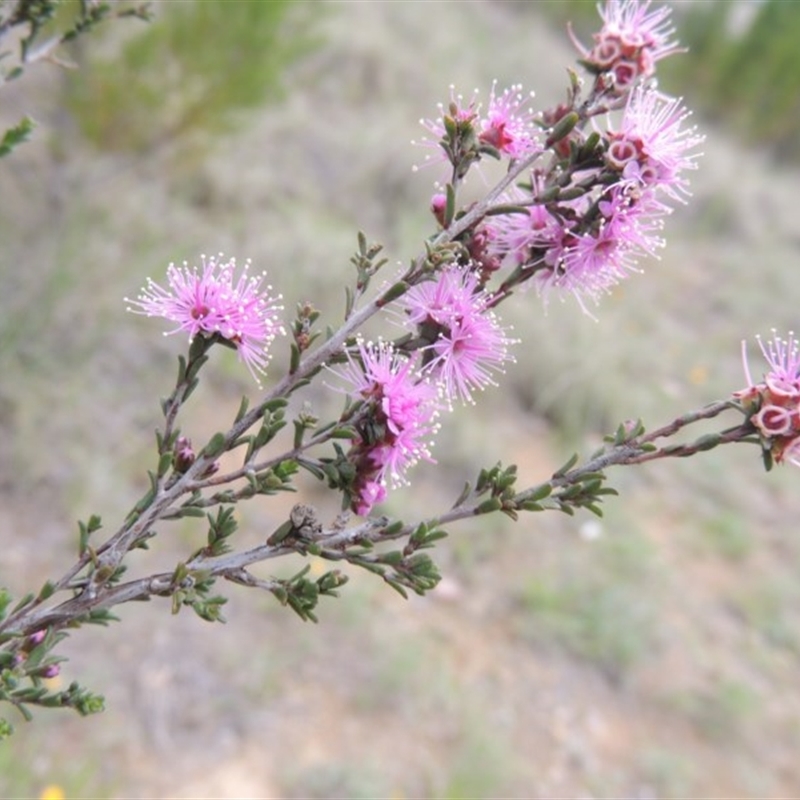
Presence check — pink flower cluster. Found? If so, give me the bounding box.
[414,81,540,175]
[402,267,515,406]
[606,85,702,203]
[413,2,700,310]
[570,0,682,92]
[483,83,701,309]
[737,332,800,467]
[335,269,516,514]
[335,340,441,515]
[126,254,284,384]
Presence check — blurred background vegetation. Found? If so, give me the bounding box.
[2,0,800,797]
[66,0,313,153]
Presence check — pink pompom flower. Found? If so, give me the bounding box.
[607,86,704,203]
[402,267,516,405]
[571,0,683,92]
[126,254,284,384]
[334,340,441,514]
[737,331,800,467]
[478,81,540,160]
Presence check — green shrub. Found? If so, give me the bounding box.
[66,0,314,152]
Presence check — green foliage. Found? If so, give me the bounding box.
[169,563,228,622]
[733,580,800,654]
[665,0,800,161]
[437,727,513,800]
[636,747,697,799]
[0,725,114,797]
[676,680,759,742]
[280,761,391,800]
[0,116,35,159]
[700,510,753,561]
[65,0,313,152]
[269,564,349,623]
[516,527,657,680]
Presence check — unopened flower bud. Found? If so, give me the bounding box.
[201,460,220,478]
[431,193,447,227]
[26,630,46,649]
[173,436,196,473]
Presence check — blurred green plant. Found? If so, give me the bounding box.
[280,761,391,800]
[436,724,515,800]
[733,579,800,654]
[674,679,759,742]
[65,0,315,153]
[0,729,111,799]
[516,525,658,681]
[636,747,697,799]
[664,1,800,161]
[0,0,151,157]
[699,510,754,561]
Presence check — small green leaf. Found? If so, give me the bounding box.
[11,593,34,614]
[263,398,288,413]
[545,111,579,147]
[553,453,579,478]
[0,117,35,159]
[377,281,409,307]
[476,497,502,515]
[157,452,173,477]
[37,581,56,601]
[382,520,405,536]
[203,433,227,458]
[444,182,456,227]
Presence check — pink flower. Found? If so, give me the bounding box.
[738,331,800,467]
[776,436,800,468]
[126,254,284,384]
[484,187,568,270]
[478,81,540,159]
[402,268,515,405]
[335,340,441,513]
[740,331,800,398]
[607,86,704,203]
[412,85,480,172]
[413,82,539,175]
[352,480,387,517]
[494,184,667,309]
[572,0,682,92]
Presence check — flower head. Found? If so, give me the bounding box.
[737,331,800,467]
[755,331,800,398]
[607,86,704,203]
[487,182,667,310]
[413,85,480,173]
[402,268,515,405]
[479,81,540,159]
[126,254,284,383]
[483,185,571,270]
[334,340,441,514]
[413,82,539,177]
[572,0,682,92]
